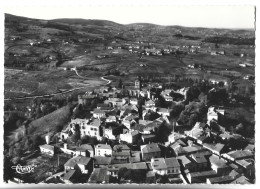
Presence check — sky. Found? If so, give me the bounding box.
[4,4,255,29]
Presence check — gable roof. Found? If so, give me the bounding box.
[95,144,112,150]
[209,155,228,168]
[39,144,54,151]
[113,144,130,152]
[64,156,91,168]
[93,156,112,165]
[165,157,180,168]
[190,154,207,164]
[63,170,76,181]
[151,158,167,170]
[89,119,101,127]
[76,144,93,152]
[227,150,254,160]
[141,143,161,154]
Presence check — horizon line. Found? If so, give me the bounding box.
[5,13,255,30]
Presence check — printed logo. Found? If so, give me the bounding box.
[11,164,37,174]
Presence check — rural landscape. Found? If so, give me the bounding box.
[3,13,255,184]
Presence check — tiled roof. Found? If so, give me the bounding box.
[39,144,54,151]
[64,156,91,168]
[209,155,228,168]
[89,119,101,127]
[227,150,254,160]
[63,170,76,181]
[165,157,180,168]
[207,175,234,183]
[141,143,161,154]
[76,144,93,152]
[151,158,167,170]
[95,144,112,150]
[93,156,112,165]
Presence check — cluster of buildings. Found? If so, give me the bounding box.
[38,79,254,184]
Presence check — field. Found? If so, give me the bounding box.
[4,68,108,99]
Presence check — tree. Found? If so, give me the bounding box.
[4,156,15,183]
[71,124,81,144]
[118,79,123,89]
[118,167,128,180]
[32,135,43,150]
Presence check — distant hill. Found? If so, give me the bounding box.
[52,18,124,28]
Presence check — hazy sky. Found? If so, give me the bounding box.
[4,5,255,29]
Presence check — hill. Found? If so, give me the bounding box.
[7,103,74,147]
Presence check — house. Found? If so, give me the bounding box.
[203,143,225,156]
[151,158,167,175]
[88,167,110,184]
[230,176,252,184]
[163,95,173,102]
[106,115,117,123]
[207,107,218,121]
[39,144,55,156]
[120,130,139,144]
[190,154,208,170]
[130,151,141,163]
[165,132,175,146]
[223,150,254,161]
[122,114,138,129]
[170,143,187,156]
[62,170,78,184]
[206,175,234,184]
[141,134,157,144]
[146,171,156,183]
[93,109,106,119]
[78,94,96,105]
[68,118,101,139]
[145,99,155,107]
[112,144,131,164]
[75,144,94,157]
[176,155,196,172]
[95,144,112,157]
[64,156,93,174]
[156,108,171,117]
[107,162,148,178]
[209,155,230,176]
[93,156,112,168]
[130,98,138,105]
[244,144,255,152]
[142,121,162,134]
[141,143,161,161]
[103,126,117,140]
[182,145,206,155]
[186,170,217,183]
[165,157,181,176]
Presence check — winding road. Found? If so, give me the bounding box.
[4,68,112,101]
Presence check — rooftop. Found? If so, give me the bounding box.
[227,150,254,160]
[188,170,217,178]
[93,156,112,165]
[39,144,54,151]
[207,175,234,183]
[95,144,112,150]
[190,154,207,164]
[209,155,228,168]
[141,143,161,154]
[63,170,76,181]
[165,157,180,168]
[151,158,167,170]
[64,156,91,168]
[76,144,93,152]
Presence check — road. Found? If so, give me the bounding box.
[4,68,112,101]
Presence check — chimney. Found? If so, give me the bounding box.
[45,135,50,145]
[64,143,67,149]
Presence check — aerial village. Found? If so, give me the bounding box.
[20,77,254,185]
